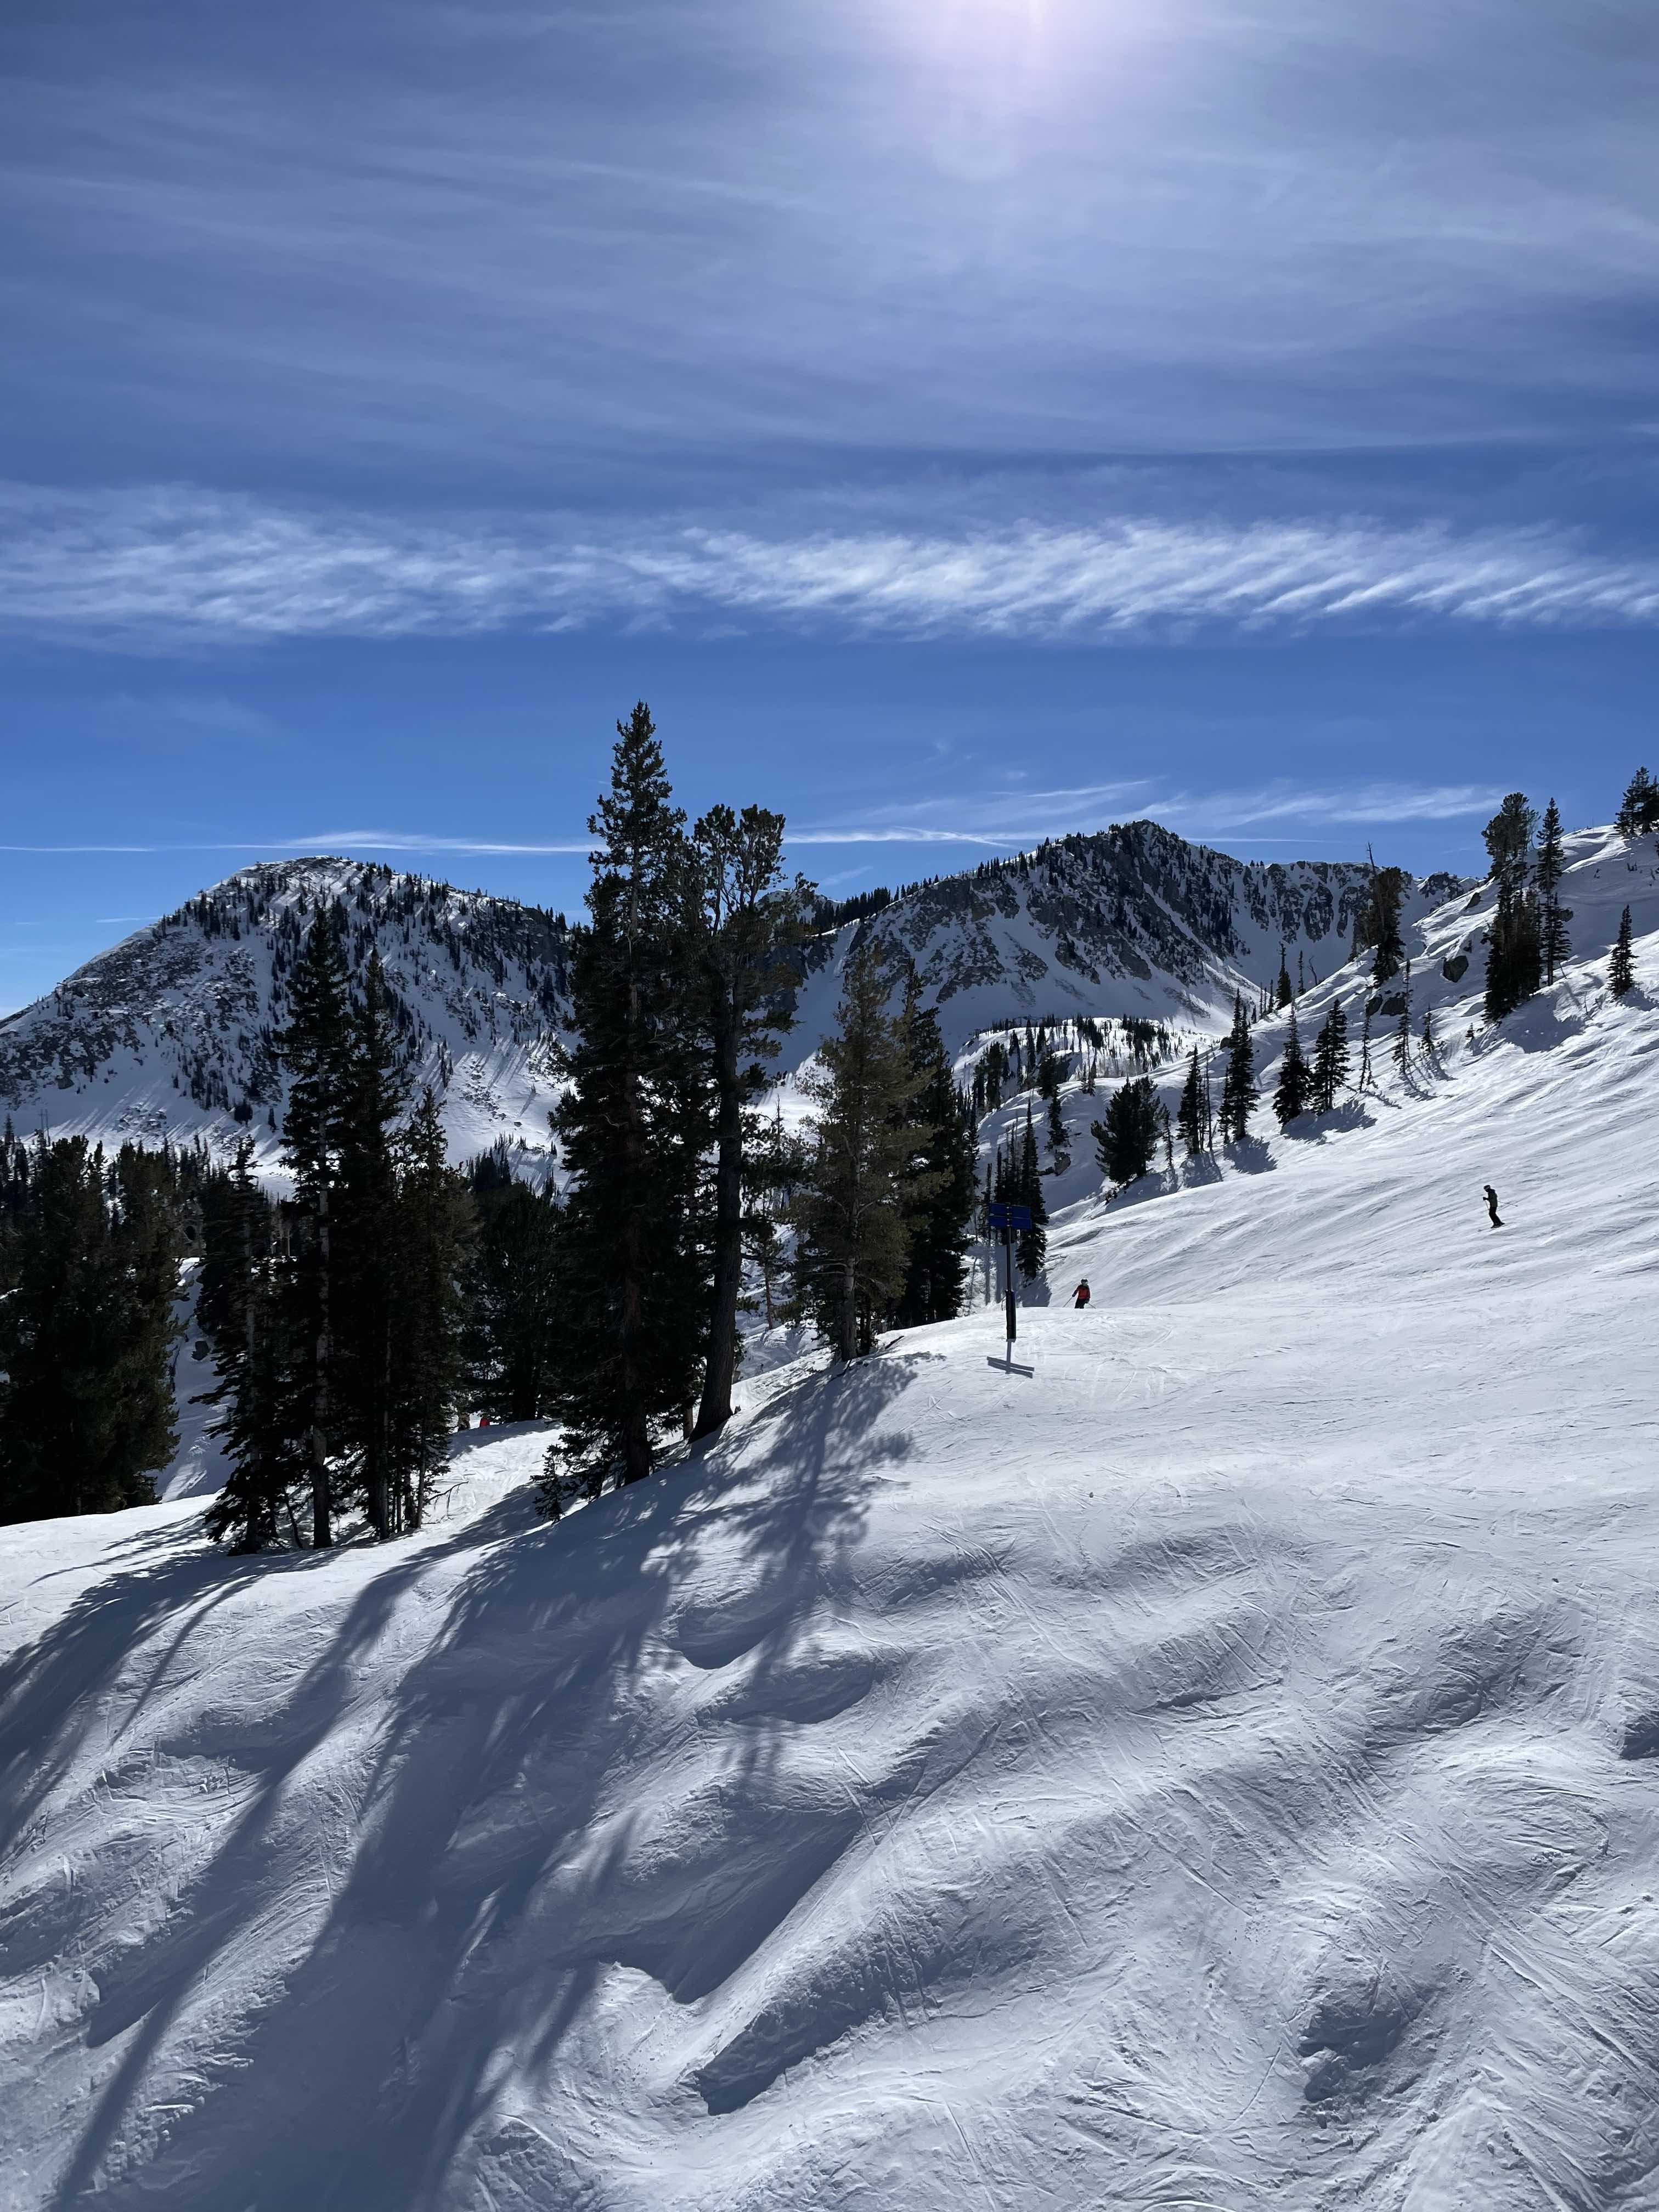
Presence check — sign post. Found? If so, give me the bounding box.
[987,1200,1032,1353]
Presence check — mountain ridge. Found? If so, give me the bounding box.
[0,823,1469,1163]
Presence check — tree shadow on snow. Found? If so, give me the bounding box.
[1224,1136,1276,1175]
[1283,1098,1377,1142]
[42,1357,905,2211]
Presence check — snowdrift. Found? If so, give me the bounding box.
[2,849,1658,2211]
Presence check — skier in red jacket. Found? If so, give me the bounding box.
[1072,1279,1091,1308]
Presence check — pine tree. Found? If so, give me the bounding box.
[1362,859,1407,984]
[793,938,923,1359]
[1015,1105,1049,1282]
[1616,767,1659,837]
[203,1144,307,1551]
[1219,995,1257,1142]
[336,950,408,1539]
[741,1109,809,1330]
[1176,1047,1205,1158]
[546,704,706,1489]
[1045,1090,1069,1174]
[1535,798,1572,985]
[1310,997,1350,1114]
[386,1088,472,1533]
[1482,793,1542,1020]
[1092,1076,1160,1184]
[105,1146,186,1497]
[1357,999,1374,1089]
[894,986,977,1327]
[0,1138,180,1523]
[1610,905,1637,997]
[464,1148,562,1420]
[1272,1009,1310,1127]
[279,908,353,1547]
[684,803,814,1438]
[1393,1005,1412,1075]
[1485,792,1537,887]
[1484,879,1543,1020]
[1274,946,1293,1009]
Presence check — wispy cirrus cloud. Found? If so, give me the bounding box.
[792,776,1503,849]
[0,780,1502,864]
[5,483,1659,650]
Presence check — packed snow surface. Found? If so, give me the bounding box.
[3,851,1658,2210]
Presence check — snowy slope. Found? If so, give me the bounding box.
[786,820,1464,1064]
[0,860,571,1174]
[1,844,1656,2210]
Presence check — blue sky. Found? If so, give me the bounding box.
[4,0,1658,1005]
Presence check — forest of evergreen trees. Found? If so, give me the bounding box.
[0,707,980,1542]
[0,753,1651,1537]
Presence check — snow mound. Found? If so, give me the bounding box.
[2,892,1658,2209]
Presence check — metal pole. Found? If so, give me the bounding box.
[1004,1214,1016,1346]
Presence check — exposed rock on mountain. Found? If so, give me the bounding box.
[0,860,571,1168]
[790,821,1465,1056]
[0,826,1468,1155]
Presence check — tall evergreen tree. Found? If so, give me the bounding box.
[279,908,354,1547]
[1092,1076,1160,1184]
[1535,798,1572,985]
[1045,1089,1070,1174]
[1610,905,1637,997]
[1274,947,1293,1009]
[336,949,408,1540]
[793,938,923,1359]
[464,1148,562,1421]
[1176,1047,1206,1157]
[386,1088,472,1532]
[1219,995,1257,1142]
[1363,862,1407,984]
[893,983,977,1327]
[1310,997,1350,1114]
[684,803,814,1438]
[741,1109,809,1330]
[1272,1009,1310,1127]
[547,704,706,1489]
[1014,1104,1048,1282]
[0,1139,180,1522]
[1616,767,1659,836]
[203,1145,307,1551]
[1482,793,1543,1020]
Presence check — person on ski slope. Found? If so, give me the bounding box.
[1483,1184,1503,1228]
[1072,1279,1091,1308]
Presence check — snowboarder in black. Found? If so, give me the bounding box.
[1072,1280,1091,1308]
[1483,1184,1503,1228]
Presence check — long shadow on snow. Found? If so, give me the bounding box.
[0,1522,339,1859]
[50,1355,911,2211]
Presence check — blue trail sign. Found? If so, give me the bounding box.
[986,1201,1031,1342]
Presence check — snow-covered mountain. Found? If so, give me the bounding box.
[2,831,1655,2212]
[791,817,1464,1060]
[0,826,1465,1161]
[0,859,572,1170]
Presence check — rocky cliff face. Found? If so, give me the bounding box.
[787,821,1466,1057]
[0,859,572,1169]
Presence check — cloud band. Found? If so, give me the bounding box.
[4,484,1659,647]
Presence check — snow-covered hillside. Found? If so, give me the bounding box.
[789,819,1465,1061]
[0,825,1464,1161]
[2,836,1655,2212]
[0,860,571,1172]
